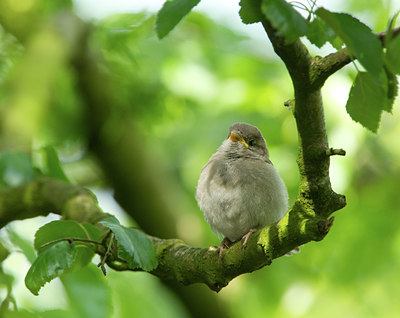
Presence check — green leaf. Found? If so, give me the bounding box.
[383,67,398,113]
[239,0,263,24]
[0,151,36,188]
[306,17,338,48]
[316,8,384,81]
[25,241,77,295]
[346,72,388,133]
[82,223,103,242]
[42,146,69,182]
[61,265,112,318]
[34,220,96,251]
[261,0,308,43]
[156,0,201,39]
[384,10,400,45]
[382,11,400,111]
[385,34,400,74]
[99,217,158,271]
[34,220,98,270]
[328,35,344,51]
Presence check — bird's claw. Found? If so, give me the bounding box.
[218,237,232,261]
[241,229,257,249]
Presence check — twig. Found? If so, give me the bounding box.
[312,26,400,88]
[40,237,103,248]
[326,148,346,156]
[98,232,115,276]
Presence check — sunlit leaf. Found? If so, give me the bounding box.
[156,0,201,39]
[306,17,337,48]
[42,146,69,182]
[239,0,263,24]
[261,0,308,43]
[25,241,77,295]
[316,8,384,81]
[346,72,387,132]
[385,34,400,74]
[34,220,99,269]
[61,265,112,318]
[34,220,97,251]
[82,223,103,242]
[99,216,158,271]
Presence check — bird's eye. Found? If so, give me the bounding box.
[248,140,255,147]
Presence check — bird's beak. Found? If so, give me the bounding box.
[229,131,249,149]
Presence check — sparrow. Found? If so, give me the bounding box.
[195,122,289,258]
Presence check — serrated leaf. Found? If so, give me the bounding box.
[306,17,337,48]
[120,227,158,271]
[61,265,112,318]
[42,146,69,182]
[70,245,95,271]
[316,8,384,81]
[25,241,77,295]
[34,220,97,270]
[346,72,388,133]
[34,220,94,251]
[239,0,263,24]
[99,217,158,271]
[261,0,308,43]
[385,34,400,74]
[82,223,102,242]
[156,0,201,39]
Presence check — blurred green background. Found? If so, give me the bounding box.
[0,0,399,317]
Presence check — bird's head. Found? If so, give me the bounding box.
[224,122,270,161]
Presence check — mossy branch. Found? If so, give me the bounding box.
[0,178,336,292]
[262,19,346,218]
[0,11,352,292]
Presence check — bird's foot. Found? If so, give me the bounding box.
[218,237,233,261]
[241,228,257,249]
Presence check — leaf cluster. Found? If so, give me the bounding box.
[24,217,157,296]
[156,0,400,132]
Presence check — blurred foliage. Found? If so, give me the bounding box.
[0,0,399,317]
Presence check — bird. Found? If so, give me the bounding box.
[195,122,289,258]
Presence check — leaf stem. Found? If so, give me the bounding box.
[98,232,115,276]
[290,1,310,13]
[40,238,103,249]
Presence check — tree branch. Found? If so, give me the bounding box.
[0,178,106,228]
[311,26,400,88]
[261,19,346,220]
[0,178,334,292]
[0,11,347,294]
